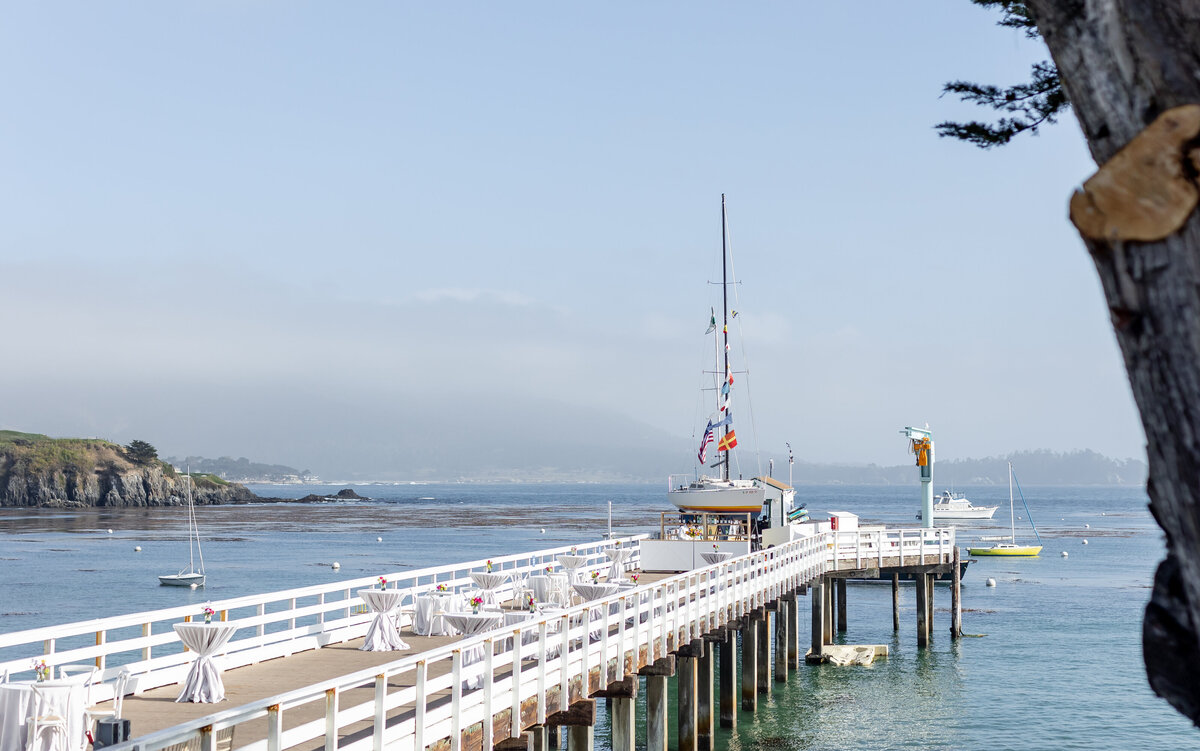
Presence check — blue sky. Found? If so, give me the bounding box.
[0,3,1143,472]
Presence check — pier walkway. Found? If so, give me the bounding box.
[0,528,957,751]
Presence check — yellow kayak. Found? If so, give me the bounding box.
[968,543,1042,557]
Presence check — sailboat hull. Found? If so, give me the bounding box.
[967,545,1042,557]
[159,572,206,587]
[669,481,765,513]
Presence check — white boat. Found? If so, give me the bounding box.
[967,462,1043,557]
[669,195,776,515]
[917,490,999,520]
[159,471,206,587]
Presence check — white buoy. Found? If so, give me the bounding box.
[134,546,142,552]
[986,578,997,587]
[1100,512,1105,516]
[540,528,546,534]
[190,583,198,589]
[107,529,113,534]
[1082,539,1089,545]
[1085,523,1090,529]
[332,562,341,569]
[1061,551,1069,558]
[377,537,383,542]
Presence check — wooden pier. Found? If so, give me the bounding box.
[0,527,958,751]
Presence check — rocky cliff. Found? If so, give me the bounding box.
[0,431,258,508]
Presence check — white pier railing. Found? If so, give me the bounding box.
[100,527,953,751]
[0,536,646,705]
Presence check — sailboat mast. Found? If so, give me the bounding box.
[721,194,730,482]
[186,467,195,572]
[1008,461,1016,543]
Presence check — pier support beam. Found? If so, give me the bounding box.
[823,580,834,644]
[836,579,847,632]
[567,726,593,751]
[892,574,900,632]
[951,547,962,639]
[697,640,713,751]
[646,675,668,751]
[677,652,698,751]
[915,573,929,648]
[785,595,799,669]
[548,726,560,750]
[774,601,788,683]
[530,726,550,751]
[719,628,737,729]
[756,610,770,694]
[810,579,825,661]
[741,614,757,711]
[610,697,634,751]
[926,574,935,639]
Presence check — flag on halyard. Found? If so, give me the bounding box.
[714,411,732,428]
[718,430,738,452]
[705,309,716,335]
[698,421,715,463]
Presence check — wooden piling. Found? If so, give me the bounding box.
[810,579,824,660]
[697,640,713,751]
[678,653,698,751]
[891,573,900,632]
[786,595,799,669]
[755,611,770,694]
[646,675,668,751]
[823,580,834,645]
[741,614,757,711]
[548,726,561,750]
[915,573,928,648]
[951,546,962,638]
[773,601,788,683]
[530,725,551,751]
[836,578,847,632]
[719,628,737,729]
[567,726,593,751]
[926,573,935,639]
[610,697,635,751]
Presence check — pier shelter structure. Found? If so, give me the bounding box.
[0,527,958,751]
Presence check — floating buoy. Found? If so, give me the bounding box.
[107,529,113,534]
[1100,512,1105,516]
[190,583,198,589]
[1082,539,1089,545]
[332,562,341,569]
[1061,551,1069,558]
[986,578,997,587]
[540,528,546,534]
[134,546,142,552]
[1085,523,1090,529]
[376,537,383,542]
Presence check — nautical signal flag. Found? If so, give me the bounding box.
[718,430,738,452]
[705,309,716,335]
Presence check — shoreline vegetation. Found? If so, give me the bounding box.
[0,430,1147,507]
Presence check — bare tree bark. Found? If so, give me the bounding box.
[1026,0,1200,724]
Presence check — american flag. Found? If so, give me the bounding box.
[697,421,715,463]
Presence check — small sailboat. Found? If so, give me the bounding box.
[159,470,206,586]
[967,462,1042,557]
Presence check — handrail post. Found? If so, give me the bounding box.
[451,650,463,751]
[537,622,548,725]
[373,672,387,751]
[414,660,427,751]
[483,637,494,750]
[510,630,522,739]
[325,687,338,751]
[267,704,282,751]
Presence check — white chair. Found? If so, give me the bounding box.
[26,684,69,751]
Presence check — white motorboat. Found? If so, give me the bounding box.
[160,470,206,587]
[917,490,999,520]
[669,475,765,513]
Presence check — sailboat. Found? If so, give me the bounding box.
[967,462,1042,556]
[159,470,206,586]
[668,195,780,514]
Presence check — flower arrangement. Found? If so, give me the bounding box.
[544,566,552,574]
[631,573,640,584]
[436,583,448,592]
[713,543,720,551]
[378,576,388,588]
[202,606,216,624]
[31,659,50,682]
[590,570,600,582]
[570,546,578,555]
[527,593,537,613]
[486,560,493,573]
[470,595,484,613]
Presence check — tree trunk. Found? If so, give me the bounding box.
[1027,0,1200,724]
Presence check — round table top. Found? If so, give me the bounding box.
[572,582,620,601]
[556,554,589,569]
[701,551,733,565]
[605,548,633,562]
[359,588,407,612]
[442,611,504,635]
[470,571,510,589]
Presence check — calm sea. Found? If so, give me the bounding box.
[1,483,1195,749]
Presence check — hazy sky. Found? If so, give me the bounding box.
[0,3,1144,473]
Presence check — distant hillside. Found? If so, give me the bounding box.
[165,455,319,484]
[779,449,1146,486]
[0,430,256,507]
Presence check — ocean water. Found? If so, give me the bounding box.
[0,483,1195,749]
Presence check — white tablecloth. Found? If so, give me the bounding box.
[470,571,510,606]
[605,548,634,580]
[174,622,239,703]
[0,680,86,751]
[359,589,410,651]
[527,574,569,606]
[414,592,462,636]
[556,554,589,582]
[443,612,504,690]
[572,582,620,602]
[701,551,732,565]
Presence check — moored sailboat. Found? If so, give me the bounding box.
[967,462,1042,556]
[159,470,207,586]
